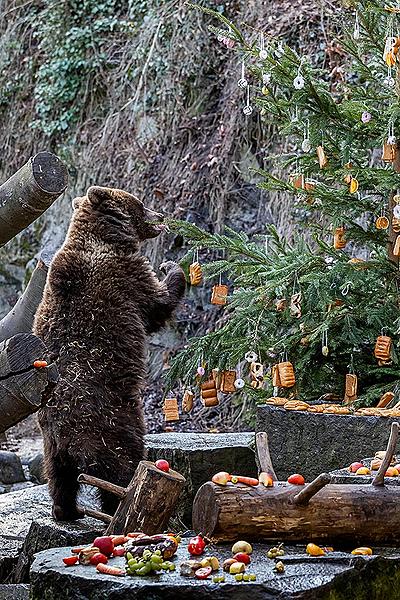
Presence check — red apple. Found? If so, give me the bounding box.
[155,459,170,472]
[287,473,305,485]
[212,471,230,485]
[89,552,108,566]
[348,462,364,473]
[93,536,114,557]
[233,552,251,565]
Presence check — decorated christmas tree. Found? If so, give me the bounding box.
[166,0,400,412]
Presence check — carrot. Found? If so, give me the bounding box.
[231,475,259,486]
[71,547,85,554]
[33,360,48,368]
[96,563,125,576]
[111,535,127,546]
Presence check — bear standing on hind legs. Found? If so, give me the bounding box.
[33,186,186,521]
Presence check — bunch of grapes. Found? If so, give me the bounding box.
[125,549,176,576]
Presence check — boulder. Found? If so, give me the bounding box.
[0,484,102,583]
[256,406,400,480]
[145,432,257,524]
[30,542,400,599]
[0,452,25,484]
[28,454,46,484]
[0,584,29,599]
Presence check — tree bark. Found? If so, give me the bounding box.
[0,333,58,433]
[193,480,400,545]
[0,248,56,343]
[0,151,68,247]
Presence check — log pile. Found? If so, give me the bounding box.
[193,424,400,545]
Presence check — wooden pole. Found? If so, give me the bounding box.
[256,432,277,480]
[372,422,399,487]
[0,151,68,247]
[78,506,112,524]
[0,333,58,432]
[77,473,126,499]
[0,248,56,343]
[192,479,400,544]
[293,473,331,505]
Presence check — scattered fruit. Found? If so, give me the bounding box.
[78,547,100,565]
[267,544,285,559]
[180,560,202,577]
[155,459,170,472]
[212,472,231,485]
[348,462,364,473]
[188,535,206,556]
[195,566,212,579]
[96,563,125,576]
[112,547,126,557]
[385,467,399,477]
[370,459,382,471]
[229,561,246,574]
[89,552,108,566]
[351,547,373,556]
[93,537,114,557]
[213,575,225,583]
[232,541,253,555]
[200,556,219,570]
[71,547,84,554]
[355,467,371,476]
[223,558,237,572]
[259,472,274,487]
[125,534,178,559]
[274,560,285,573]
[233,552,251,565]
[306,543,325,557]
[287,474,305,485]
[111,535,128,546]
[63,556,79,566]
[243,574,250,581]
[234,573,243,582]
[249,573,257,581]
[394,464,400,472]
[33,360,48,368]
[230,475,259,486]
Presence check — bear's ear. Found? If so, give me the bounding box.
[72,197,82,210]
[87,186,113,208]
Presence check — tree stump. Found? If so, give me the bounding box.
[0,151,68,247]
[78,460,186,535]
[0,333,58,432]
[0,248,56,343]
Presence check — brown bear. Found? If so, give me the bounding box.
[33,185,186,520]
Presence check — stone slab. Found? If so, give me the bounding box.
[256,406,398,480]
[145,433,257,524]
[30,542,400,600]
[0,484,102,583]
[330,458,400,485]
[0,584,29,599]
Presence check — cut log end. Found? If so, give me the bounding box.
[32,152,68,195]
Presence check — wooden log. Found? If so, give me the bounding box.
[192,480,400,544]
[293,472,331,505]
[0,151,68,247]
[77,473,126,499]
[78,506,113,524]
[0,248,56,343]
[0,333,58,432]
[256,431,277,480]
[372,421,399,487]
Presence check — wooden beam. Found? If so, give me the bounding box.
[256,432,277,480]
[0,151,68,247]
[293,473,331,505]
[78,506,112,524]
[372,422,399,487]
[77,473,126,499]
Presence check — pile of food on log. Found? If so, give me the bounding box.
[265,397,400,417]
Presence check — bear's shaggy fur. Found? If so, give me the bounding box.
[33,186,185,520]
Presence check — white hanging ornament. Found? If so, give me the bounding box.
[293,74,305,90]
[353,11,360,40]
[243,85,253,116]
[262,72,271,85]
[384,66,395,87]
[234,377,245,389]
[301,119,311,153]
[275,42,284,58]
[245,351,258,363]
[393,205,400,219]
[321,330,329,357]
[259,32,268,60]
[237,60,248,88]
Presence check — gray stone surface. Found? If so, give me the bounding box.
[0,452,25,484]
[28,454,46,484]
[0,584,29,599]
[0,484,102,583]
[30,542,400,600]
[145,432,257,524]
[330,458,400,485]
[256,406,399,480]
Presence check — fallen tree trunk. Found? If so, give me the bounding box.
[0,333,58,432]
[0,151,68,247]
[0,248,56,343]
[193,478,400,545]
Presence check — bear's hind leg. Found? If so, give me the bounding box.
[46,452,82,521]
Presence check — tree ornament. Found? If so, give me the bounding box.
[275,42,284,58]
[393,205,400,219]
[262,72,271,85]
[243,85,253,116]
[234,378,245,389]
[182,389,194,413]
[237,60,248,88]
[383,122,397,162]
[316,145,328,168]
[259,32,268,60]
[349,177,359,193]
[189,261,203,286]
[211,368,222,389]
[353,11,360,40]
[334,226,347,249]
[245,351,258,363]
[377,391,395,408]
[321,330,329,356]
[200,378,219,407]
[393,194,400,204]
[197,365,205,376]
[275,298,287,312]
[272,364,281,387]
[302,119,311,153]
[361,111,371,123]
[376,215,389,229]
[393,235,400,256]
[220,370,237,393]
[211,283,229,305]
[392,217,400,232]
[163,398,179,422]
[344,373,358,404]
[383,36,397,66]
[250,361,264,389]
[293,75,305,90]
[290,292,302,319]
[374,335,392,364]
[277,361,296,388]
[261,86,269,96]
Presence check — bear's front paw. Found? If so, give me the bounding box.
[52,504,83,522]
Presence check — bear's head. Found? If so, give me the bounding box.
[72,186,165,245]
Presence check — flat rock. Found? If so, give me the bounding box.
[0,484,102,583]
[30,542,400,600]
[331,458,400,485]
[145,432,257,524]
[0,584,29,599]
[0,452,25,484]
[256,406,399,480]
